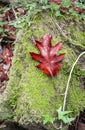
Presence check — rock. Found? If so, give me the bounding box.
[0,121,28,130]
[0,121,47,130]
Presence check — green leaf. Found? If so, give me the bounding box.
[57,107,75,124]
[42,5,51,10]
[80,0,84,2]
[43,115,54,124]
[39,0,48,4]
[10,22,23,29]
[74,2,85,9]
[55,10,61,17]
[69,9,78,17]
[0,21,7,26]
[0,14,4,17]
[61,0,71,8]
[0,28,3,33]
[50,3,60,10]
[80,13,85,20]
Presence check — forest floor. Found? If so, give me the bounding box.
[0,1,85,130]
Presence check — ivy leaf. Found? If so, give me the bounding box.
[39,0,48,4]
[0,21,7,26]
[30,34,65,77]
[61,0,71,8]
[57,107,75,124]
[55,10,61,17]
[43,115,54,124]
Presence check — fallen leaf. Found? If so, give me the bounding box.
[78,122,85,130]
[49,0,62,5]
[16,8,26,15]
[0,71,8,82]
[30,34,65,76]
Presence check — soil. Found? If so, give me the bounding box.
[0,121,47,130]
[0,111,85,130]
[68,110,85,130]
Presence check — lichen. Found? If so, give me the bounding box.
[0,12,85,128]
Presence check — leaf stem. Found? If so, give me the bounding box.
[12,6,18,20]
[56,51,85,130]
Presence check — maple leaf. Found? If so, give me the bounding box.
[30,34,65,77]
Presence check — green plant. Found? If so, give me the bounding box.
[39,0,48,4]
[42,51,85,128]
[69,9,78,17]
[43,106,74,129]
[80,0,85,3]
[80,13,85,20]
[6,0,85,30]
[61,0,71,8]
[74,1,85,9]
[9,15,33,29]
[43,114,54,124]
[57,107,75,125]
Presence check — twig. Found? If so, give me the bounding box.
[56,51,85,130]
[51,16,85,48]
[63,51,85,112]
[8,15,11,22]
[51,16,67,39]
[12,6,18,19]
[56,122,62,130]
[0,124,6,128]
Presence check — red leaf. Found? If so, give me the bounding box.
[30,34,65,77]
[4,8,15,21]
[2,47,12,68]
[0,66,4,71]
[60,7,69,13]
[71,5,82,13]
[71,0,79,2]
[0,65,9,82]
[0,72,9,82]
[4,24,16,32]
[49,0,62,5]
[16,8,26,15]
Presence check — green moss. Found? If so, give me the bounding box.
[66,24,85,48]
[0,12,85,128]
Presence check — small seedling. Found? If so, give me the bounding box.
[43,114,54,124]
[57,106,75,125]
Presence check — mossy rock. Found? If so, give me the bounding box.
[0,13,85,129]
